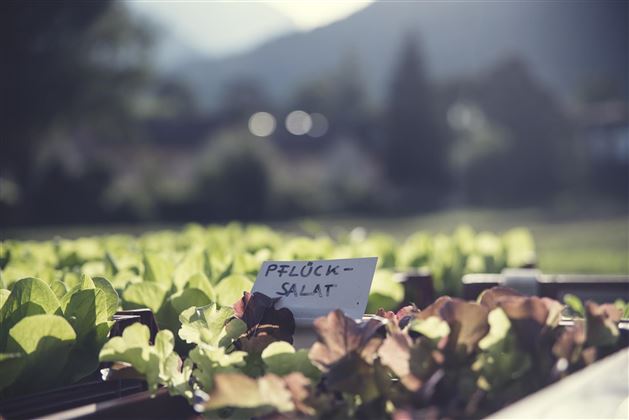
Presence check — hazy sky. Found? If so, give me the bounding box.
[127,1,373,58]
[264,1,373,30]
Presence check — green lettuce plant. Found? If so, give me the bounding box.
[0,275,119,397]
[1,224,537,325]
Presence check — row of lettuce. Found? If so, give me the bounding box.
[2,270,624,417]
[0,224,536,400]
[102,289,626,418]
[1,223,535,304]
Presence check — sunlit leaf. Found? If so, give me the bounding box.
[261,341,321,381]
[122,282,169,314]
[5,314,76,394]
[215,274,252,307]
[0,277,61,349]
[200,372,295,415]
[99,323,184,393]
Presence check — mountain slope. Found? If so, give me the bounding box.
[127,1,298,68]
[177,0,628,110]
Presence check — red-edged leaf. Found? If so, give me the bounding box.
[233,291,295,353]
[498,296,550,353]
[478,286,523,310]
[308,309,384,371]
[417,296,452,320]
[438,299,490,357]
[377,331,423,391]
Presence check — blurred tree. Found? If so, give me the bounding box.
[291,52,375,146]
[468,58,574,204]
[136,79,198,119]
[26,161,115,225]
[0,0,151,204]
[1,0,152,224]
[219,78,272,121]
[188,129,272,221]
[384,33,451,196]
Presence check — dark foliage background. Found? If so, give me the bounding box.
[1,0,627,226]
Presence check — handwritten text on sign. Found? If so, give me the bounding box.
[251,257,378,323]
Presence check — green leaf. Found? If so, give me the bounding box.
[188,344,247,390]
[111,269,142,292]
[563,294,585,317]
[184,273,216,302]
[122,282,169,314]
[1,264,35,289]
[0,277,61,349]
[503,228,536,268]
[104,251,119,276]
[143,253,174,287]
[157,288,213,334]
[0,289,10,311]
[215,274,253,307]
[0,352,24,393]
[170,288,212,316]
[5,314,76,394]
[410,316,451,341]
[92,276,120,319]
[478,308,511,350]
[147,328,176,391]
[100,323,182,393]
[50,280,68,300]
[262,341,321,381]
[173,251,207,290]
[62,271,82,290]
[208,251,234,285]
[165,356,193,400]
[178,303,245,348]
[474,308,531,391]
[66,322,113,384]
[200,372,294,414]
[100,323,151,370]
[61,275,118,336]
[232,252,260,275]
[179,303,227,344]
[58,275,119,383]
[221,318,248,347]
[60,274,97,332]
[366,270,404,313]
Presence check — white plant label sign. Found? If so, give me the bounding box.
[252,257,378,324]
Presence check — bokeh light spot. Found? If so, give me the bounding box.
[285,110,312,135]
[308,112,329,137]
[248,112,276,137]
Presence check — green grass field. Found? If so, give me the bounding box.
[290,208,628,275]
[3,208,627,275]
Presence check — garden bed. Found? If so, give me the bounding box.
[2,224,627,418]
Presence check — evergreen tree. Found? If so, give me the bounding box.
[384,33,450,193]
